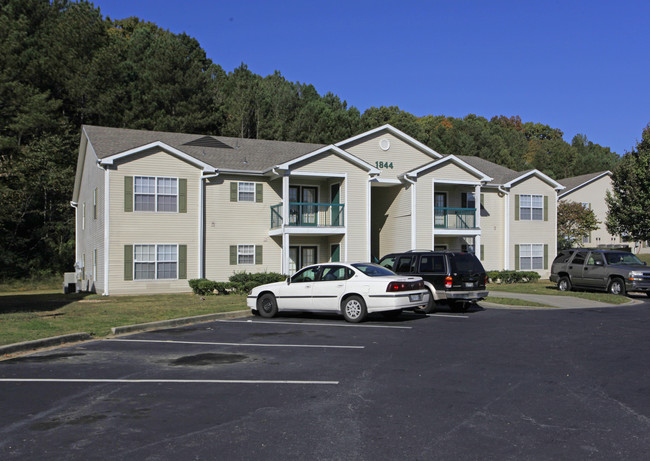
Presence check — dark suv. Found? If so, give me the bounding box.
[378,250,488,312]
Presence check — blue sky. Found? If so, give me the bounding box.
[95,0,649,155]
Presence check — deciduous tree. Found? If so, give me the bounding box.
[557,200,600,249]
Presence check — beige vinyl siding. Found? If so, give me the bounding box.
[560,175,620,247]
[479,189,506,271]
[375,185,412,256]
[510,176,557,277]
[292,152,369,262]
[205,174,282,281]
[344,132,437,181]
[428,163,481,182]
[108,149,201,294]
[76,140,105,293]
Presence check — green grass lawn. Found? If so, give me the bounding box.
[487,279,633,305]
[0,288,248,346]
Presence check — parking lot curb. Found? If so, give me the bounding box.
[0,333,92,357]
[111,309,251,335]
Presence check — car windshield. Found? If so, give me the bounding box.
[352,263,396,277]
[605,252,644,266]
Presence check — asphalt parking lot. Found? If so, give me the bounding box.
[2,300,650,460]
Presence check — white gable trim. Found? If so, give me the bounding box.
[504,170,564,190]
[404,155,493,182]
[558,171,612,198]
[97,141,217,173]
[335,124,444,159]
[275,145,380,175]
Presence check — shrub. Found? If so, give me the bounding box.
[487,270,541,284]
[189,272,286,295]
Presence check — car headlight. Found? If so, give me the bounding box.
[629,271,643,281]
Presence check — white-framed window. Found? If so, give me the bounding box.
[520,244,544,270]
[134,244,178,280]
[134,176,178,212]
[238,244,255,264]
[520,194,543,220]
[238,182,255,202]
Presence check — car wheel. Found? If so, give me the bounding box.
[419,289,436,314]
[342,295,367,323]
[257,293,278,318]
[381,309,402,319]
[608,278,627,296]
[449,301,469,312]
[557,276,572,292]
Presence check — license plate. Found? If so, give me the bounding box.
[464,282,475,288]
[409,294,422,302]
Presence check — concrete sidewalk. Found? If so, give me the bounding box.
[484,291,639,309]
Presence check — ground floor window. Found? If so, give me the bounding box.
[134,244,177,280]
[519,243,544,270]
[238,244,255,264]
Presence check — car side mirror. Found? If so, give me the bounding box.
[286,277,291,285]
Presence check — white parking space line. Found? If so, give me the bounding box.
[428,314,469,319]
[108,339,364,349]
[218,319,413,329]
[0,378,338,385]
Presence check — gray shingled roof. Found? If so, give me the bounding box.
[558,171,610,195]
[455,155,527,185]
[83,125,326,172]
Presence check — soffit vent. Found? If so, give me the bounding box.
[183,136,233,149]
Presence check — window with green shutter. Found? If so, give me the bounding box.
[256,183,263,203]
[230,182,238,202]
[255,245,263,264]
[179,178,187,213]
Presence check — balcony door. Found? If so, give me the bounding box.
[289,186,318,226]
[434,192,447,227]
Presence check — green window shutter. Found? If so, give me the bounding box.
[230,182,238,202]
[544,244,549,270]
[124,176,133,212]
[480,245,484,261]
[230,245,237,265]
[514,194,519,221]
[514,244,520,270]
[255,245,263,264]
[544,195,548,221]
[256,183,263,203]
[331,244,341,262]
[124,245,133,281]
[179,178,187,213]
[179,244,187,279]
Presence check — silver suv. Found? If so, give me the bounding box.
[550,249,650,296]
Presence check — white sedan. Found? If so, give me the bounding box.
[247,263,429,323]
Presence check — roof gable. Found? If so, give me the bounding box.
[558,171,612,198]
[404,155,493,182]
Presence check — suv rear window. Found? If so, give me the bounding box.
[448,253,484,273]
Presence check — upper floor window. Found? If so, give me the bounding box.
[134,176,177,212]
[519,194,543,220]
[238,182,255,202]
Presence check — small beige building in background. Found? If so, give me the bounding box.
[558,171,649,254]
[72,124,563,295]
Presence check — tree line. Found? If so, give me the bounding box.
[0,0,621,279]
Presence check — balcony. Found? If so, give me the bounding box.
[271,202,345,229]
[434,207,477,229]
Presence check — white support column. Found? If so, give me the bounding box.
[475,234,481,259]
[282,174,290,274]
[366,179,372,261]
[411,181,417,250]
[504,192,510,270]
[198,177,204,279]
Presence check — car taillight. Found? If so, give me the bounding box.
[484,275,488,285]
[386,280,424,292]
[445,276,453,289]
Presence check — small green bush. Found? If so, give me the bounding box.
[189,272,286,295]
[487,270,541,284]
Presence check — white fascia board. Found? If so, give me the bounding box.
[558,171,612,199]
[276,145,380,175]
[504,170,564,190]
[406,155,493,182]
[335,124,444,159]
[98,141,217,173]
